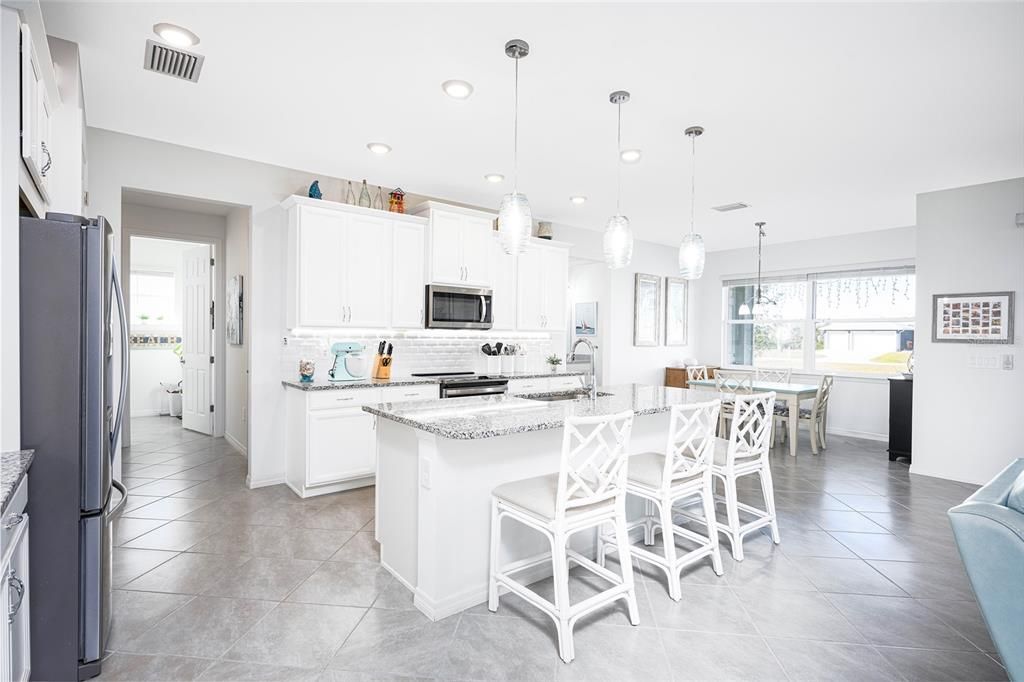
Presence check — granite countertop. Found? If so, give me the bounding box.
[363,383,714,440]
[282,369,587,391]
[1,450,34,515]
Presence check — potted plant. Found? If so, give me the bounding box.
[546,354,563,374]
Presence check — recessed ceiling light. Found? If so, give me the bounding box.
[153,23,200,48]
[484,173,505,183]
[569,195,587,205]
[366,142,392,155]
[619,149,642,164]
[442,80,474,99]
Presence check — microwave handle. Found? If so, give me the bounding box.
[480,295,488,323]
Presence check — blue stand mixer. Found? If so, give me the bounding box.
[328,342,369,382]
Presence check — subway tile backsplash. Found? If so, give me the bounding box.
[280,331,557,381]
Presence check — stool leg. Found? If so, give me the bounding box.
[551,528,574,663]
[658,496,681,601]
[702,474,724,576]
[724,474,743,561]
[488,498,500,612]
[615,507,641,625]
[760,466,781,544]
[642,499,656,546]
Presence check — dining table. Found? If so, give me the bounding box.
[688,379,822,457]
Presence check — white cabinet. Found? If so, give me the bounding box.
[516,242,570,331]
[414,202,496,287]
[391,222,426,328]
[285,198,405,329]
[488,235,517,331]
[1,476,30,682]
[507,375,584,394]
[20,24,53,203]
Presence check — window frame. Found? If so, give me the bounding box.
[721,265,915,379]
[130,268,178,331]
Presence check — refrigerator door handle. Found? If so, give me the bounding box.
[108,479,127,518]
[110,260,129,456]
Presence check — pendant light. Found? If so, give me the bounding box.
[737,222,775,316]
[497,39,532,255]
[603,90,634,269]
[678,125,706,279]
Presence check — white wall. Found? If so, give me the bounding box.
[224,207,250,452]
[912,178,1024,485]
[690,225,917,441]
[0,7,21,451]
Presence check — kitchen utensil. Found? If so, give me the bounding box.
[495,342,504,356]
[328,342,369,382]
[481,343,493,356]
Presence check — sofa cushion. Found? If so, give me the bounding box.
[1006,470,1024,513]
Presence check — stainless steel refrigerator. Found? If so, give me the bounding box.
[20,212,128,681]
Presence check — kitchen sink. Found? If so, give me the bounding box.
[528,391,613,402]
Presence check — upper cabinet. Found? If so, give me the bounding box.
[516,241,570,332]
[391,221,426,328]
[284,197,423,329]
[488,234,518,331]
[20,24,53,204]
[413,202,496,287]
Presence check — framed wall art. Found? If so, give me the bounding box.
[573,301,597,336]
[664,277,688,346]
[227,275,244,345]
[633,273,662,347]
[932,291,1014,344]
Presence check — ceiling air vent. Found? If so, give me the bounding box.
[712,202,751,212]
[143,39,204,83]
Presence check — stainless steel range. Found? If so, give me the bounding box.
[410,372,509,398]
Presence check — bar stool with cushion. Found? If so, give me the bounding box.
[715,370,753,435]
[597,399,724,601]
[679,392,778,561]
[775,375,834,454]
[488,410,639,663]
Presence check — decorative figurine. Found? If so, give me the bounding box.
[307,180,322,200]
[299,359,315,383]
[388,187,406,214]
[358,179,372,208]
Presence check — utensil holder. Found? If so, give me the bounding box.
[372,354,392,380]
[499,355,514,375]
[486,356,501,375]
[514,355,528,373]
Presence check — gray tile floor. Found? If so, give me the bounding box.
[100,416,1008,681]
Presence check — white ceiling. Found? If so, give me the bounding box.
[43,2,1024,251]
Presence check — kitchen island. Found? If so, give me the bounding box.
[364,383,717,620]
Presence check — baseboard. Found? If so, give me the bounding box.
[247,474,285,489]
[825,427,887,442]
[133,409,162,417]
[224,432,247,456]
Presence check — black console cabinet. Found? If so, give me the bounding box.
[888,377,913,462]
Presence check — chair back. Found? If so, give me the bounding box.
[715,370,753,394]
[662,400,721,485]
[685,365,708,382]
[725,392,776,465]
[755,367,792,384]
[556,410,635,518]
[809,375,834,421]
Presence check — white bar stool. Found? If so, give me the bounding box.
[598,399,725,601]
[488,410,639,663]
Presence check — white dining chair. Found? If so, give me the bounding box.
[679,391,779,561]
[755,367,792,384]
[715,370,753,435]
[598,400,724,601]
[488,410,639,663]
[685,365,709,383]
[775,375,834,454]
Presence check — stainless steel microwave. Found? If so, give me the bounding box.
[425,284,493,330]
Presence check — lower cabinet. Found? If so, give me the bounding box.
[2,476,30,682]
[507,375,585,394]
[284,384,440,498]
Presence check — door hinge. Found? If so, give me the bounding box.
[210,355,215,364]
[210,257,215,266]
[210,404,215,413]
[210,300,215,329]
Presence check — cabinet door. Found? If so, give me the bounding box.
[344,214,392,327]
[297,206,346,326]
[542,248,569,332]
[429,211,464,284]
[307,408,376,485]
[461,215,495,287]
[489,236,517,330]
[391,222,426,328]
[5,518,30,682]
[516,247,545,331]
[20,25,44,194]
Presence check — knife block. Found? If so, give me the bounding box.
[372,354,392,380]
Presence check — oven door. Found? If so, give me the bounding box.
[426,285,493,330]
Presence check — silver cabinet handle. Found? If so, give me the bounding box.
[8,569,24,624]
[3,513,24,530]
[336,396,354,402]
[40,140,52,177]
[403,392,422,397]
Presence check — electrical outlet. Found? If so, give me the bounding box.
[1003,354,1015,370]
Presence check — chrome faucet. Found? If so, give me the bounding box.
[570,337,598,399]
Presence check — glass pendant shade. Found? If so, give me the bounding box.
[678,233,706,279]
[603,214,633,269]
[737,302,752,317]
[497,191,532,254]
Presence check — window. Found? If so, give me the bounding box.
[130,271,176,329]
[723,267,915,376]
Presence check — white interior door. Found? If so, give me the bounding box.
[181,244,213,434]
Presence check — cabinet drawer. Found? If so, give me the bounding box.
[549,375,584,392]
[507,378,546,394]
[1,475,28,556]
[380,384,439,403]
[308,388,381,411]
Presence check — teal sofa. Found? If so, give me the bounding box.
[948,458,1024,681]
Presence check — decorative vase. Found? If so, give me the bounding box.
[358,179,372,208]
[537,221,553,240]
[307,180,322,199]
[372,185,385,211]
[345,181,356,205]
[299,359,315,383]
